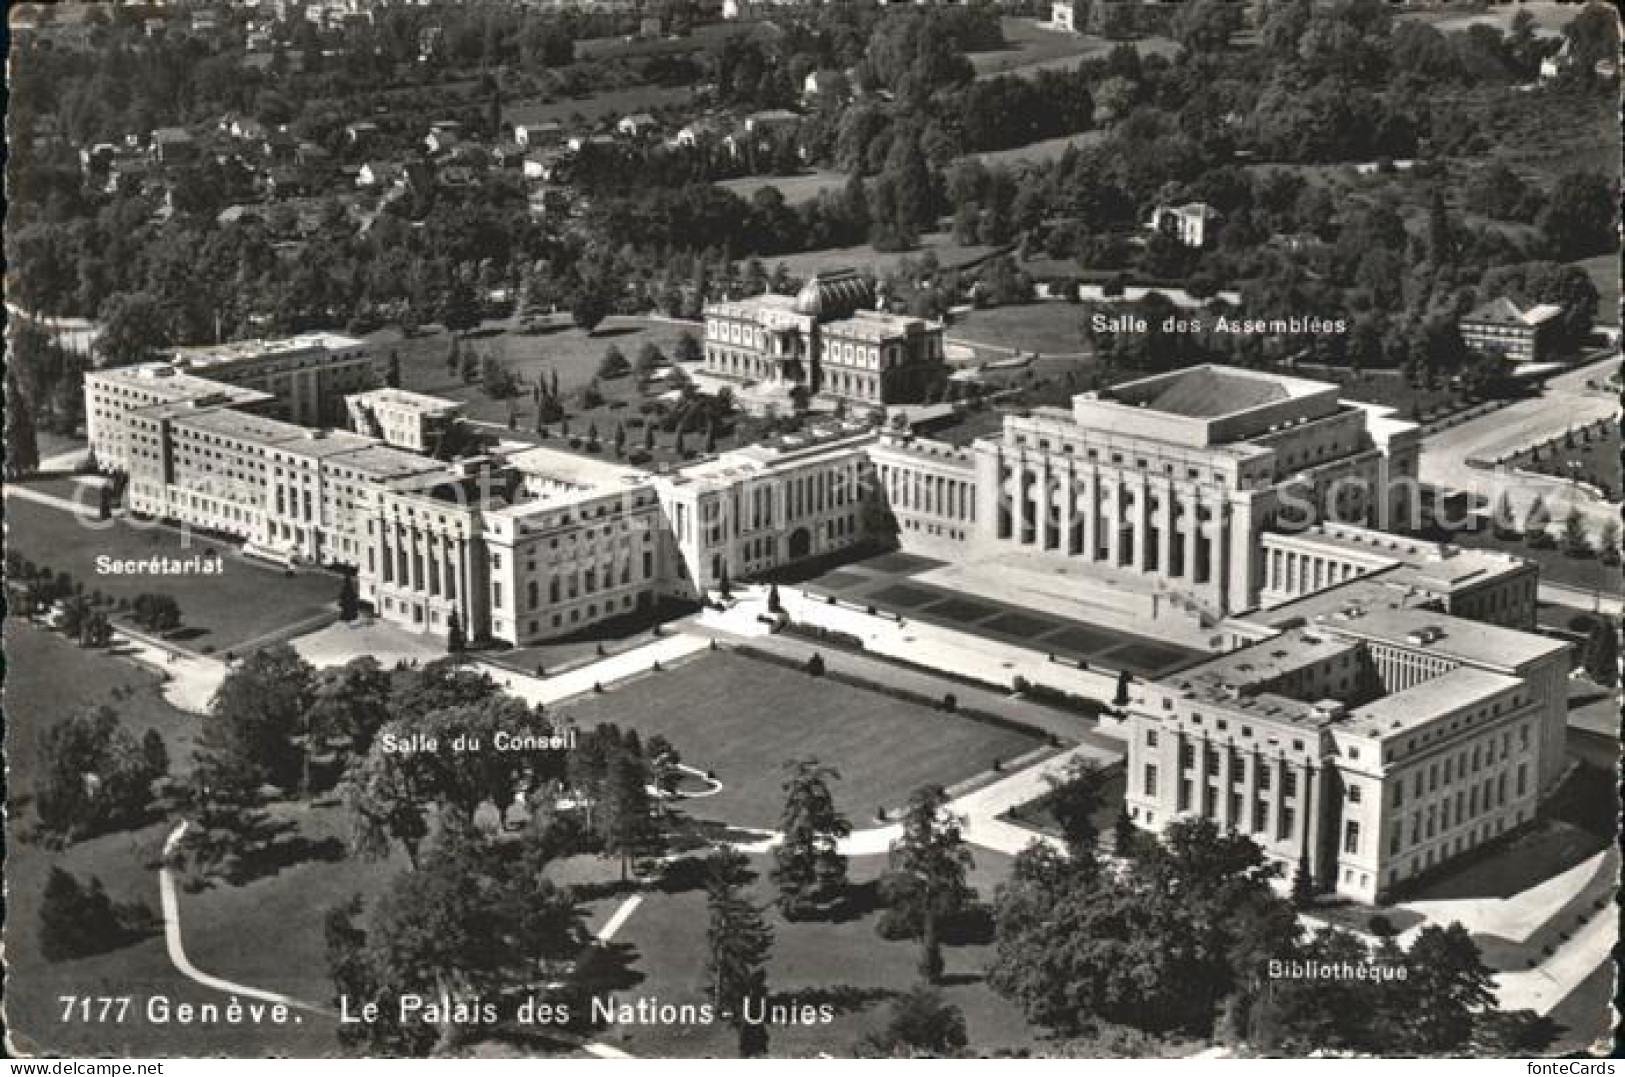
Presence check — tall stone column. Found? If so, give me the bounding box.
[1241,750,1260,836]
[1083,471,1100,560]
[1012,457,1028,545]
[1106,479,1123,565]
[1060,462,1076,555]
[1157,479,1174,578]
[1184,495,1200,584]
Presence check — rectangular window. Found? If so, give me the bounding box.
[1344,820,1360,855]
[1143,764,1158,797]
[1347,784,1362,804]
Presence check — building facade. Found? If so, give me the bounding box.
[1458,297,1564,364]
[702,270,945,410]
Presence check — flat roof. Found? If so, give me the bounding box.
[172,408,308,445]
[1168,627,1359,702]
[172,332,368,368]
[1344,666,1524,738]
[1321,605,1569,670]
[503,444,650,489]
[348,387,463,414]
[332,445,451,479]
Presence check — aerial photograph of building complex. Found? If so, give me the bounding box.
[2,0,1619,1062]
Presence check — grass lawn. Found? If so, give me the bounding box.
[1395,1,1578,39]
[718,169,848,206]
[4,495,342,656]
[765,230,1002,283]
[555,651,1042,831]
[593,848,1055,1058]
[946,301,1090,357]
[971,19,1177,79]
[3,623,203,804]
[1504,420,1620,501]
[504,84,695,129]
[965,130,1107,169]
[2,620,353,1056]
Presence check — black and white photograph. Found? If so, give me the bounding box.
[2,0,1620,1062]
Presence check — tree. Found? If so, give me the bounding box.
[1046,757,1110,859]
[1113,805,1138,856]
[633,342,664,380]
[1582,618,1618,688]
[1291,853,1316,909]
[771,760,852,918]
[1560,507,1590,556]
[446,608,465,656]
[1489,490,1518,538]
[439,278,480,336]
[1599,519,1621,565]
[674,331,703,364]
[326,822,584,1056]
[39,868,147,962]
[384,350,402,389]
[571,278,614,334]
[307,657,395,757]
[131,593,182,633]
[885,786,975,984]
[766,583,782,614]
[1400,923,1496,1053]
[96,291,171,366]
[5,370,40,478]
[338,574,361,621]
[141,729,170,778]
[600,751,662,880]
[199,643,318,795]
[598,345,631,379]
[1538,169,1615,260]
[1522,495,1550,544]
[35,707,160,841]
[717,561,732,598]
[860,984,968,1057]
[704,848,774,1057]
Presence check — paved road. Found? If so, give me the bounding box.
[1419,356,1621,531]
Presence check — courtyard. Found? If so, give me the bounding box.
[555,650,1044,831]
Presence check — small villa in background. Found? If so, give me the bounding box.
[1458,297,1565,364]
[1148,202,1221,249]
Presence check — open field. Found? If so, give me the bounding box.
[947,300,1089,357]
[964,129,1107,169]
[556,650,1042,831]
[1505,420,1620,501]
[718,169,849,206]
[1395,1,1580,38]
[765,230,1003,282]
[4,495,341,656]
[971,18,1177,79]
[504,84,695,129]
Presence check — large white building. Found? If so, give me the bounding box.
[872,364,1422,618]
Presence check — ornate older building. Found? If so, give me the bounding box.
[702,269,945,410]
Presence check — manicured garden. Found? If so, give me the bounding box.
[555,651,1043,831]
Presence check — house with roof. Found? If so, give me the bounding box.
[514,121,565,148]
[675,117,725,148]
[1459,298,1565,364]
[616,113,660,139]
[356,161,405,189]
[1148,201,1221,248]
[345,121,380,147]
[149,127,197,165]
